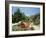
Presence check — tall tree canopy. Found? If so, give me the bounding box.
[12,8,26,23]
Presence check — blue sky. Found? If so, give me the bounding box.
[12,7,40,16]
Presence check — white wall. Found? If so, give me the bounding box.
[0,0,5,38]
[0,0,46,38]
[6,0,45,2]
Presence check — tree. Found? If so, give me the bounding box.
[12,8,26,23]
[30,13,40,25]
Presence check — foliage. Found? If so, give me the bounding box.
[12,8,40,25]
[12,8,26,23]
[30,13,40,25]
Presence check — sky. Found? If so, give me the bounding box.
[12,7,40,16]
